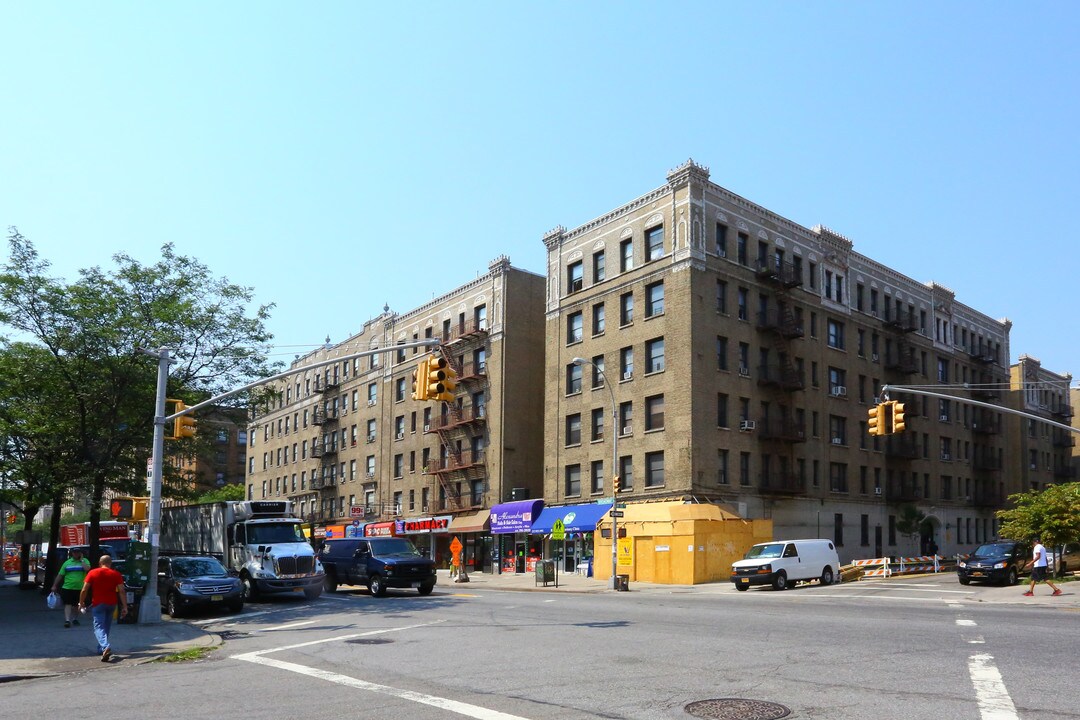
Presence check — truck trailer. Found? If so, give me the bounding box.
[159,500,323,600]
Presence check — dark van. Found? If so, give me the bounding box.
[320,537,437,597]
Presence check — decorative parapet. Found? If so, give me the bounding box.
[666,158,711,189]
[488,254,511,275]
[542,226,566,250]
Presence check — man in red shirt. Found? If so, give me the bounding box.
[79,555,129,662]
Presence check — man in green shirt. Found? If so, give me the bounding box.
[52,548,91,628]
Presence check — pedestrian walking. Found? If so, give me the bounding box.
[1023,537,1063,597]
[78,555,129,661]
[51,548,91,628]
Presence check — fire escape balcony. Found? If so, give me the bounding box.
[457,360,488,382]
[756,309,804,339]
[1054,466,1077,480]
[758,472,806,496]
[312,407,339,425]
[754,258,803,288]
[971,420,999,436]
[968,350,998,365]
[430,405,486,432]
[972,455,1002,472]
[881,310,918,333]
[758,418,807,443]
[970,489,1003,508]
[884,436,918,459]
[441,319,489,345]
[1051,404,1074,420]
[312,377,340,394]
[886,483,922,503]
[423,450,486,475]
[1053,434,1076,448]
[755,363,805,392]
[884,349,919,375]
[971,387,1001,402]
[311,443,338,459]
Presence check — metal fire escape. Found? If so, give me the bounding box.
[310,376,340,518]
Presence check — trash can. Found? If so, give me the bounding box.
[615,574,630,592]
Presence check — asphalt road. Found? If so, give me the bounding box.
[3,576,1077,720]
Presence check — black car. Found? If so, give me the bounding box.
[34,542,129,586]
[320,537,436,596]
[957,540,1033,586]
[158,555,244,617]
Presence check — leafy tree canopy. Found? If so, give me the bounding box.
[194,483,246,504]
[997,482,1080,547]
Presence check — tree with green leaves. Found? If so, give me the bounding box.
[895,504,927,556]
[0,228,276,583]
[997,482,1080,548]
[194,483,246,504]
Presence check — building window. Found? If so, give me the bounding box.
[834,513,844,547]
[394,378,405,402]
[716,280,727,313]
[593,250,605,283]
[394,454,404,478]
[619,347,633,380]
[827,319,845,349]
[619,401,633,434]
[739,452,751,486]
[646,226,664,260]
[716,223,728,257]
[592,303,605,335]
[587,355,604,388]
[566,363,582,395]
[645,394,665,431]
[830,462,848,493]
[367,383,377,405]
[591,407,604,441]
[567,260,583,293]
[565,464,581,497]
[718,449,729,485]
[645,451,665,488]
[829,367,846,395]
[565,413,582,446]
[620,239,633,272]
[716,336,728,371]
[645,337,665,373]
[620,292,633,325]
[717,393,729,428]
[567,311,583,344]
[737,233,748,265]
[619,455,634,491]
[645,281,664,317]
[591,460,604,495]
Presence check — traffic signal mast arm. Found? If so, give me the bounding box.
[880,383,1080,436]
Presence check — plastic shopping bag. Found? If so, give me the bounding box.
[47,591,61,610]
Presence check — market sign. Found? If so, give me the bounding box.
[395,516,452,535]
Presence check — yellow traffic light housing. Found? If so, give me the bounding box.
[411,356,430,401]
[171,400,197,439]
[891,401,906,433]
[867,403,885,436]
[613,475,621,494]
[427,355,457,403]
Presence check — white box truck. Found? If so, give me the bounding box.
[160,500,323,600]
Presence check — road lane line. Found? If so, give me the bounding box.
[788,593,950,602]
[188,609,276,625]
[968,653,1019,720]
[230,620,446,659]
[251,621,317,630]
[956,619,978,627]
[238,654,533,720]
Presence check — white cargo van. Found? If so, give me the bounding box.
[730,539,840,591]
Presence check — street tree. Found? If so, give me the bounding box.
[0,228,276,573]
[895,504,927,556]
[997,482,1080,548]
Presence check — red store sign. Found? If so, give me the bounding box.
[395,515,452,535]
[363,522,396,537]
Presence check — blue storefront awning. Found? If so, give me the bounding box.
[530,502,613,534]
[490,499,545,534]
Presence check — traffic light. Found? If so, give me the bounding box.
[867,403,885,436]
[411,356,430,401]
[172,400,197,439]
[110,498,134,520]
[891,401,906,433]
[427,355,457,403]
[613,475,621,494]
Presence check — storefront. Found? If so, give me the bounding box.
[490,499,544,574]
[363,521,397,538]
[395,515,452,562]
[444,510,491,572]
[530,502,612,574]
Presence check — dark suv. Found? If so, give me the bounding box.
[320,537,436,596]
[957,540,1033,586]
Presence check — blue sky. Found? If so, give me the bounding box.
[2,3,1078,375]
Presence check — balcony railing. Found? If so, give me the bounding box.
[881,310,918,333]
[884,436,918,459]
[312,407,339,425]
[424,450,486,474]
[756,309,804,339]
[755,364,805,392]
[758,473,806,495]
[886,484,922,503]
[754,258,803,288]
[430,405,486,432]
[758,418,807,443]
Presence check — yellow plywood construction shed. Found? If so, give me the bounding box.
[594,500,772,585]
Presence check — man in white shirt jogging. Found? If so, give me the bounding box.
[1023,537,1062,597]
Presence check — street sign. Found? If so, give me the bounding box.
[350,505,364,518]
[609,511,624,518]
[552,519,566,541]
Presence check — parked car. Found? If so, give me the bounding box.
[957,540,1032,586]
[730,539,840,591]
[1049,543,1080,576]
[34,542,128,585]
[320,537,437,596]
[158,555,243,617]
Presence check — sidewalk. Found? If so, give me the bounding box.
[0,574,219,681]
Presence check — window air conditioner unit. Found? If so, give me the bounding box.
[740,420,756,431]
[366,472,375,479]
[874,487,882,496]
[939,415,949,421]
[622,371,633,380]
[831,386,847,397]
[942,453,951,461]
[718,250,727,258]
[368,400,376,406]
[871,353,880,362]
[831,438,843,445]
[422,505,429,513]
[367,434,375,442]
[739,366,750,377]
[423,424,431,432]
[395,432,404,440]
[478,362,486,372]
[621,425,633,436]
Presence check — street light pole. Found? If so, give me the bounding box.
[572,357,619,590]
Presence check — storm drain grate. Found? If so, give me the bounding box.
[346,638,394,645]
[685,698,791,720]
[217,630,250,640]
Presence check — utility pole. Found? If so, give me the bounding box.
[136,339,438,624]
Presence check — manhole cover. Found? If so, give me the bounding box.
[685,698,791,720]
[346,638,394,645]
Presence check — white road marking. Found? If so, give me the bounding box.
[949,604,965,610]
[543,599,557,603]
[251,620,316,633]
[967,637,986,644]
[791,593,950,602]
[239,654,533,720]
[838,584,973,594]
[956,619,978,627]
[968,653,1019,720]
[188,609,276,625]
[230,620,446,659]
